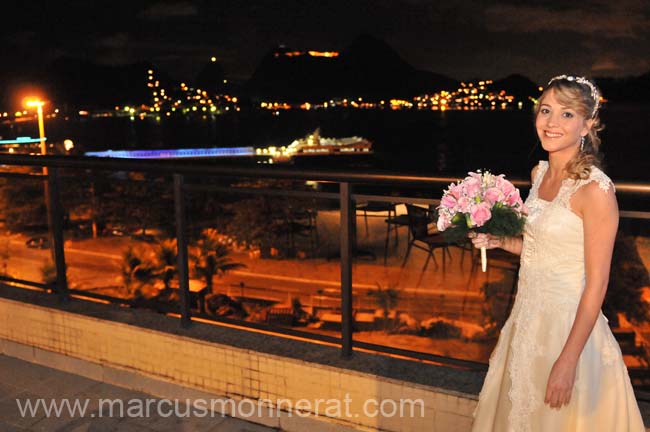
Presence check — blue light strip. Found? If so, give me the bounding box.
[85,147,256,159]
[0,136,47,144]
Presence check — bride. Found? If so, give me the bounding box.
[469,75,645,431]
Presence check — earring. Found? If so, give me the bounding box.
[580,136,585,152]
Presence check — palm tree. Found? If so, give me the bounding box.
[191,228,245,294]
[40,259,72,292]
[1,238,10,276]
[121,245,157,299]
[368,283,400,331]
[155,238,178,293]
[40,259,57,288]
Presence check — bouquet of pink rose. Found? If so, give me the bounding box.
[436,170,527,272]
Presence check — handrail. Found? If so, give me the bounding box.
[2,154,650,194]
[0,154,469,185]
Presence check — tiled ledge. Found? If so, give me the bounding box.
[0,286,482,431]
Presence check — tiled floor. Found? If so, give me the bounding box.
[0,354,278,432]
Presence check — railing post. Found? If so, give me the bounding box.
[340,182,354,358]
[174,174,191,327]
[47,167,69,302]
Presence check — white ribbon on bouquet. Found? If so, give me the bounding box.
[481,246,487,272]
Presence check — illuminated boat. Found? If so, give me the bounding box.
[255,129,373,163]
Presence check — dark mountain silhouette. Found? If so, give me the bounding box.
[338,34,414,98]
[245,34,459,102]
[405,69,459,96]
[195,60,226,94]
[45,58,156,109]
[493,74,541,100]
[341,34,459,97]
[596,72,650,102]
[245,45,343,101]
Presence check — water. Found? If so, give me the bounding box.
[5,104,650,182]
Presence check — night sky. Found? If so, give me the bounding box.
[2,0,649,85]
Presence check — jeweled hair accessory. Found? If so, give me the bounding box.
[547,75,600,117]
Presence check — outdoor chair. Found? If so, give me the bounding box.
[285,207,319,258]
[457,239,478,271]
[267,201,319,259]
[402,204,451,273]
[356,201,396,236]
[383,209,410,265]
[356,201,414,264]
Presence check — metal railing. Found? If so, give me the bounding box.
[1,153,649,371]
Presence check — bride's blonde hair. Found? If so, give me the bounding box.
[535,76,604,180]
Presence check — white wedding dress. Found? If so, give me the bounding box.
[472,161,645,432]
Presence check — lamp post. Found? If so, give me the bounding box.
[25,100,49,218]
[25,99,58,278]
[25,100,47,157]
[25,99,52,255]
[24,98,68,300]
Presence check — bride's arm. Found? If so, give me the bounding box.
[544,180,618,409]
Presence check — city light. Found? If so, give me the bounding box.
[307,51,339,57]
[3,60,530,127]
[275,50,340,58]
[255,80,521,112]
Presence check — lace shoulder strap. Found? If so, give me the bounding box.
[529,161,548,196]
[557,166,615,209]
[581,166,615,193]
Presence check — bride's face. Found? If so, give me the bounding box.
[535,89,592,155]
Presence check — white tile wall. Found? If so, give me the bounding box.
[0,297,478,431]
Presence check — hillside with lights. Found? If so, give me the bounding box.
[0,34,648,122]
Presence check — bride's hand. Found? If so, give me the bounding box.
[468,233,502,250]
[544,357,577,409]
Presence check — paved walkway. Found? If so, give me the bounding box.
[0,354,278,432]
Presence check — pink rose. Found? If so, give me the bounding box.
[437,211,452,231]
[496,176,516,197]
[441,194,458,211]
[470,202,492,227]
[484,187,505,205]
[463,177,481,198]
[505,189,521,207]
[457,196,472,213]
[448,183,463,199]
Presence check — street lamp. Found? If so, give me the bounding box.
[25,99,46,158]
[24,98,68,300]
[25,98,56,260]
[24,97,68,299]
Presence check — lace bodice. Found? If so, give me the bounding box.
[519,160,615,307]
